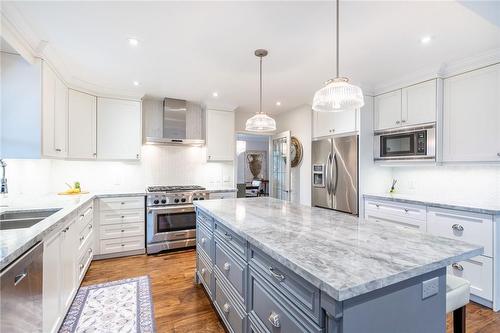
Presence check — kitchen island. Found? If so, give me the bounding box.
[194,197,482,333]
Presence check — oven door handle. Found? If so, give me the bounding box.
[147,205,195,215]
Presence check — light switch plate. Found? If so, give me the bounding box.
[422,277,439,299]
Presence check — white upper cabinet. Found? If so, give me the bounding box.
[68,89,97,159]
[206,109,234,161]
[374,80,437,131]
[443,64,500,162]
[97,98,142,160]
[42,63,68,158]
[402,79,437,126]
[374,90,402,130]
[313,108,357,138]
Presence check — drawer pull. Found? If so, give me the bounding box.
[121,244,125,247]
[268,311,281,328]
[121,229,125,232]
[201,237,207,245]
[223,262,231,271]
[79,263,84,270]
[269,267,285,282]
[88,248,93,254]
[375,204,380,208]
[222,303,230,313]
[89,224,93,230]
[452,263,464,271]
[452,224,464,232]
[201,268,206,275]
[80,236,85,242]
[121,216,125,219]
[404,208,409,213]
[223,232,232,241]
[121,202,125,205]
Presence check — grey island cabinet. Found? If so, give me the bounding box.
[194,197,482,333]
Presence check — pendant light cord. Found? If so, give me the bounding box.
[336,0,339,78]
[259,55,263,114]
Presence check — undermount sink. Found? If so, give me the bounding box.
[0,209,61,230]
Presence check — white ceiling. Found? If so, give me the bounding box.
[3,1,500,114]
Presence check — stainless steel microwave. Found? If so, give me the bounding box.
[374,124,436,161]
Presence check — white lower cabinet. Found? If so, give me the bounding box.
[43,201,95,333]
[96,196,145,257]
[364,197,497,308]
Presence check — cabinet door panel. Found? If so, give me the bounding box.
[443,64,500,162]
[447,255,492,301]
[43,231,62,333]
[68,89,97,159]
[97,98,142,160]
[54,78,68,156]
[402,80,437,126]
[374,90,402,130]
[42,63,56,157]
[206,109,234,161]
[60,219,77,310]
[313,109,357,138]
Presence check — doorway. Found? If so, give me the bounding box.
[235,133,271,198]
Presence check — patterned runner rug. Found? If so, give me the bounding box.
[59,276,155,333]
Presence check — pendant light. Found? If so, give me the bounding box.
[312,0,364,112]
[245,49,276,132]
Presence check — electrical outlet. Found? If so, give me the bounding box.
[422,277,439,299]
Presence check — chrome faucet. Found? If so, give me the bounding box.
[1,159,7,194]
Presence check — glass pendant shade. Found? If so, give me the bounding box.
[312,77,364,112]
[245,112,276,132]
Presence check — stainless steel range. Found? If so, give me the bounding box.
[146,185,209,254]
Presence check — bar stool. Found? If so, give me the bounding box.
[446,274,470,333]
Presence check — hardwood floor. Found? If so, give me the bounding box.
[83,249,499,333]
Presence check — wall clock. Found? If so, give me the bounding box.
[290,136,303,168]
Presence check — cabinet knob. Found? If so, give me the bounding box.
[268,311,281,328]
[121,229,125,232]
[451,224,464,232]
[497,153,500,157]
[55,148,62,152]
[79,264,84,270]
[201,237,206,244]
[404,208,409,213]
[208,155,212,159]
[88,248,92,254]
[93,152,97,157]
[222,303,230,313]
[201,268,206,275]
[136,154,140,159]
[80,236,84,241]
[121,244,125,246]
[452,263,464,271]
[223,262,231,271]
[401,120,406,123]
[223,232,232,241]
[396,121,401,125]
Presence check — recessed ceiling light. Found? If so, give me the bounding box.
[420,36,432,44]
[133,81,140,86]
[276,101,281,106]
[212,92,219,98]
[128,38,139,46]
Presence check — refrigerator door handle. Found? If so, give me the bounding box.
[325,153,332,195]
[332,153,339,194]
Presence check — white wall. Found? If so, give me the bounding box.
[5,145,234,195]
[390,165,500,202]
[275,104,312,206]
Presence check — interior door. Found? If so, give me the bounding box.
[270,131,291,201]
[312,138,332,209]
[331,135,358,214]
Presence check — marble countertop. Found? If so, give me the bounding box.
[0,191,145,271]
[194,197,482,301]
[363,193,500,215]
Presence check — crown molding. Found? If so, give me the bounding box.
[0,10,35,64]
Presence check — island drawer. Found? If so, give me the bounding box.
[365,199,426,221]
[99,196,145,211]
[214,240,246,304]
[214,221,246,258]
[99,222,145,240]
[99,209,145,225]
[427,208,492,257]
[197,209,214,230]
[365,212,426,231]
[214,278,245,333]
[249,268,323,333]
[197,222,213,261]
[249,247,321,324]
[197,252,214,299]
[448,255,492,301]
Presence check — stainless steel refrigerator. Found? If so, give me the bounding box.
[312,135,358,215]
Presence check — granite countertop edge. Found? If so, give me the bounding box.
[0,191,146,271]
[363,193,500,215]
[194,202,482,302]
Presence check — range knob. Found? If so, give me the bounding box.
[153,199,159,204]
[200,197,205,200]
[181,198,186,203]
[174,198,180,203]
[193,197,199,201]
[161,199,167,204]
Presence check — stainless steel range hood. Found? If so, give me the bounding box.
[144,97,204,146]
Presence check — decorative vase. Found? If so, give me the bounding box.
[247,154,263,180]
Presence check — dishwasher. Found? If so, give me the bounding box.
[0,242,43,333]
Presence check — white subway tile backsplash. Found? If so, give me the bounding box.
[6,145,234,195]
